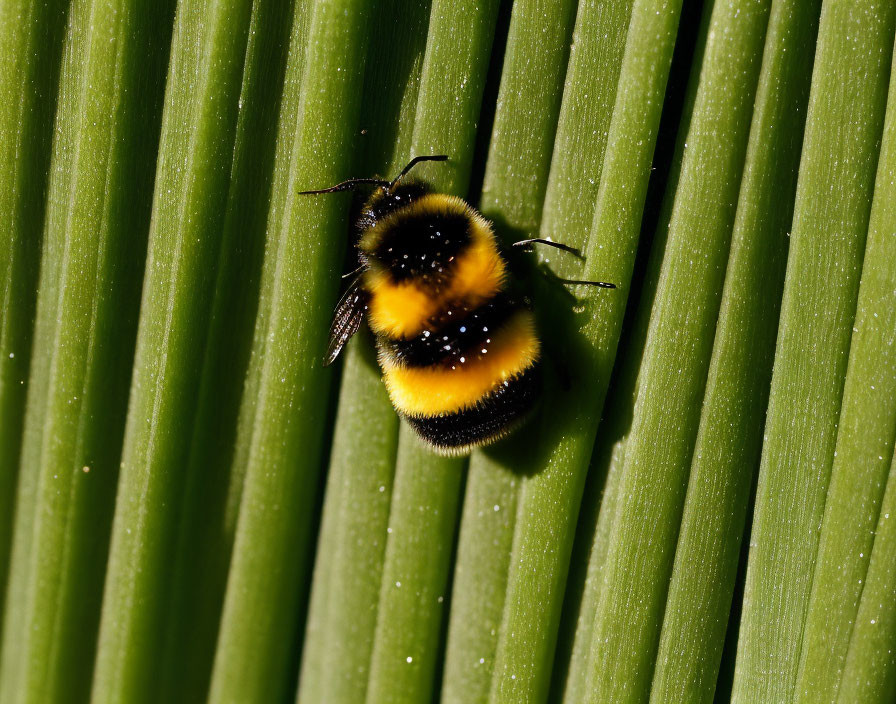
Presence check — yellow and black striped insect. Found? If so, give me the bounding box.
[300,155,615,455]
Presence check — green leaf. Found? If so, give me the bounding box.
[477,0,576,237]
[441,457,520,704]
[155,1,296,700]
[365,432,465,704]
[295,4,430,701]
[439,0,577,699]
[89,0,254,700]
[402,0,502,196]
[795,32,896,701]
[584,1,773,700]
[488,1,681,701]
[557,442,624,703]
[4,2,896,702]
[558,6,709,700]
[482,0,638,699]
[0,0,68,655]
[363,2,500,700]
[296,341,401,704]
[213,1,314,547]
[732,2,896,700]
[837,449,896,702]
[0,0,67,626]
[651,2,821,701]
[0,0,171,701]
[205,0,374,700]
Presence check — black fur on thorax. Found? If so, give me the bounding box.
[358,182,473,284]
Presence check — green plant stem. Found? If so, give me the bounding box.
[585,2,771,700]
[557,443,624,703]
[0,0,68,626]
[795,32,896,701]
[554,7,711,692]
[310,344,401,704]
[88,0,253,701]
[295,4,430,700]
[837,450,896,702]
[440,458,520,704]
[400,0,501,196]
[485,0,637,699]
[439,0,577,700]
[488,2,680,702]
[365,431,465,704]
[552,6,710,702]
[0,0,68,636]
[303,352,402,704]
[477,0,576,236]
[293,440,340,704]
[219,1,314,535]
[364,4,500,701]
[0,1,171,702]
[651,2,821,701]
[205,0,374,701]
[731,2,896,701]
[155,2,296,701]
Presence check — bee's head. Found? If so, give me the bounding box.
[355,181,430,238]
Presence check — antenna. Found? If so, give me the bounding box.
[297,155,449,196]
[297,177,390,195]
[388,154,449,190]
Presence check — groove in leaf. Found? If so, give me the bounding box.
[796,30,896,700]
[0,0,68,625]
[89,0,253,700]
[364,1,501,700]
[732,2,896,700]
[651,1,821,700]
[206,0,375,700]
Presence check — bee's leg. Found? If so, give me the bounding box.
[516,240,617,288]
[341,263,366,279]
[512,238,584,259]
[555,277,616,289]
[535,261,617,295]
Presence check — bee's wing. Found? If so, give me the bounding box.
[324,276,369,366]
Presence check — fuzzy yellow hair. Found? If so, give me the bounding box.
[381,311,539,416]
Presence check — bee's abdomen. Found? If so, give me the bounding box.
[381,294,518,368]
[379,297,541,453]
[404,364,541,454]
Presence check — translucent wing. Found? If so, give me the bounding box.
[324,276,369,366]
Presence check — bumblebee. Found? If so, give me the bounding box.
[300,155,615,455]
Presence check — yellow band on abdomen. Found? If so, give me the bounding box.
[382,311,540,416]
